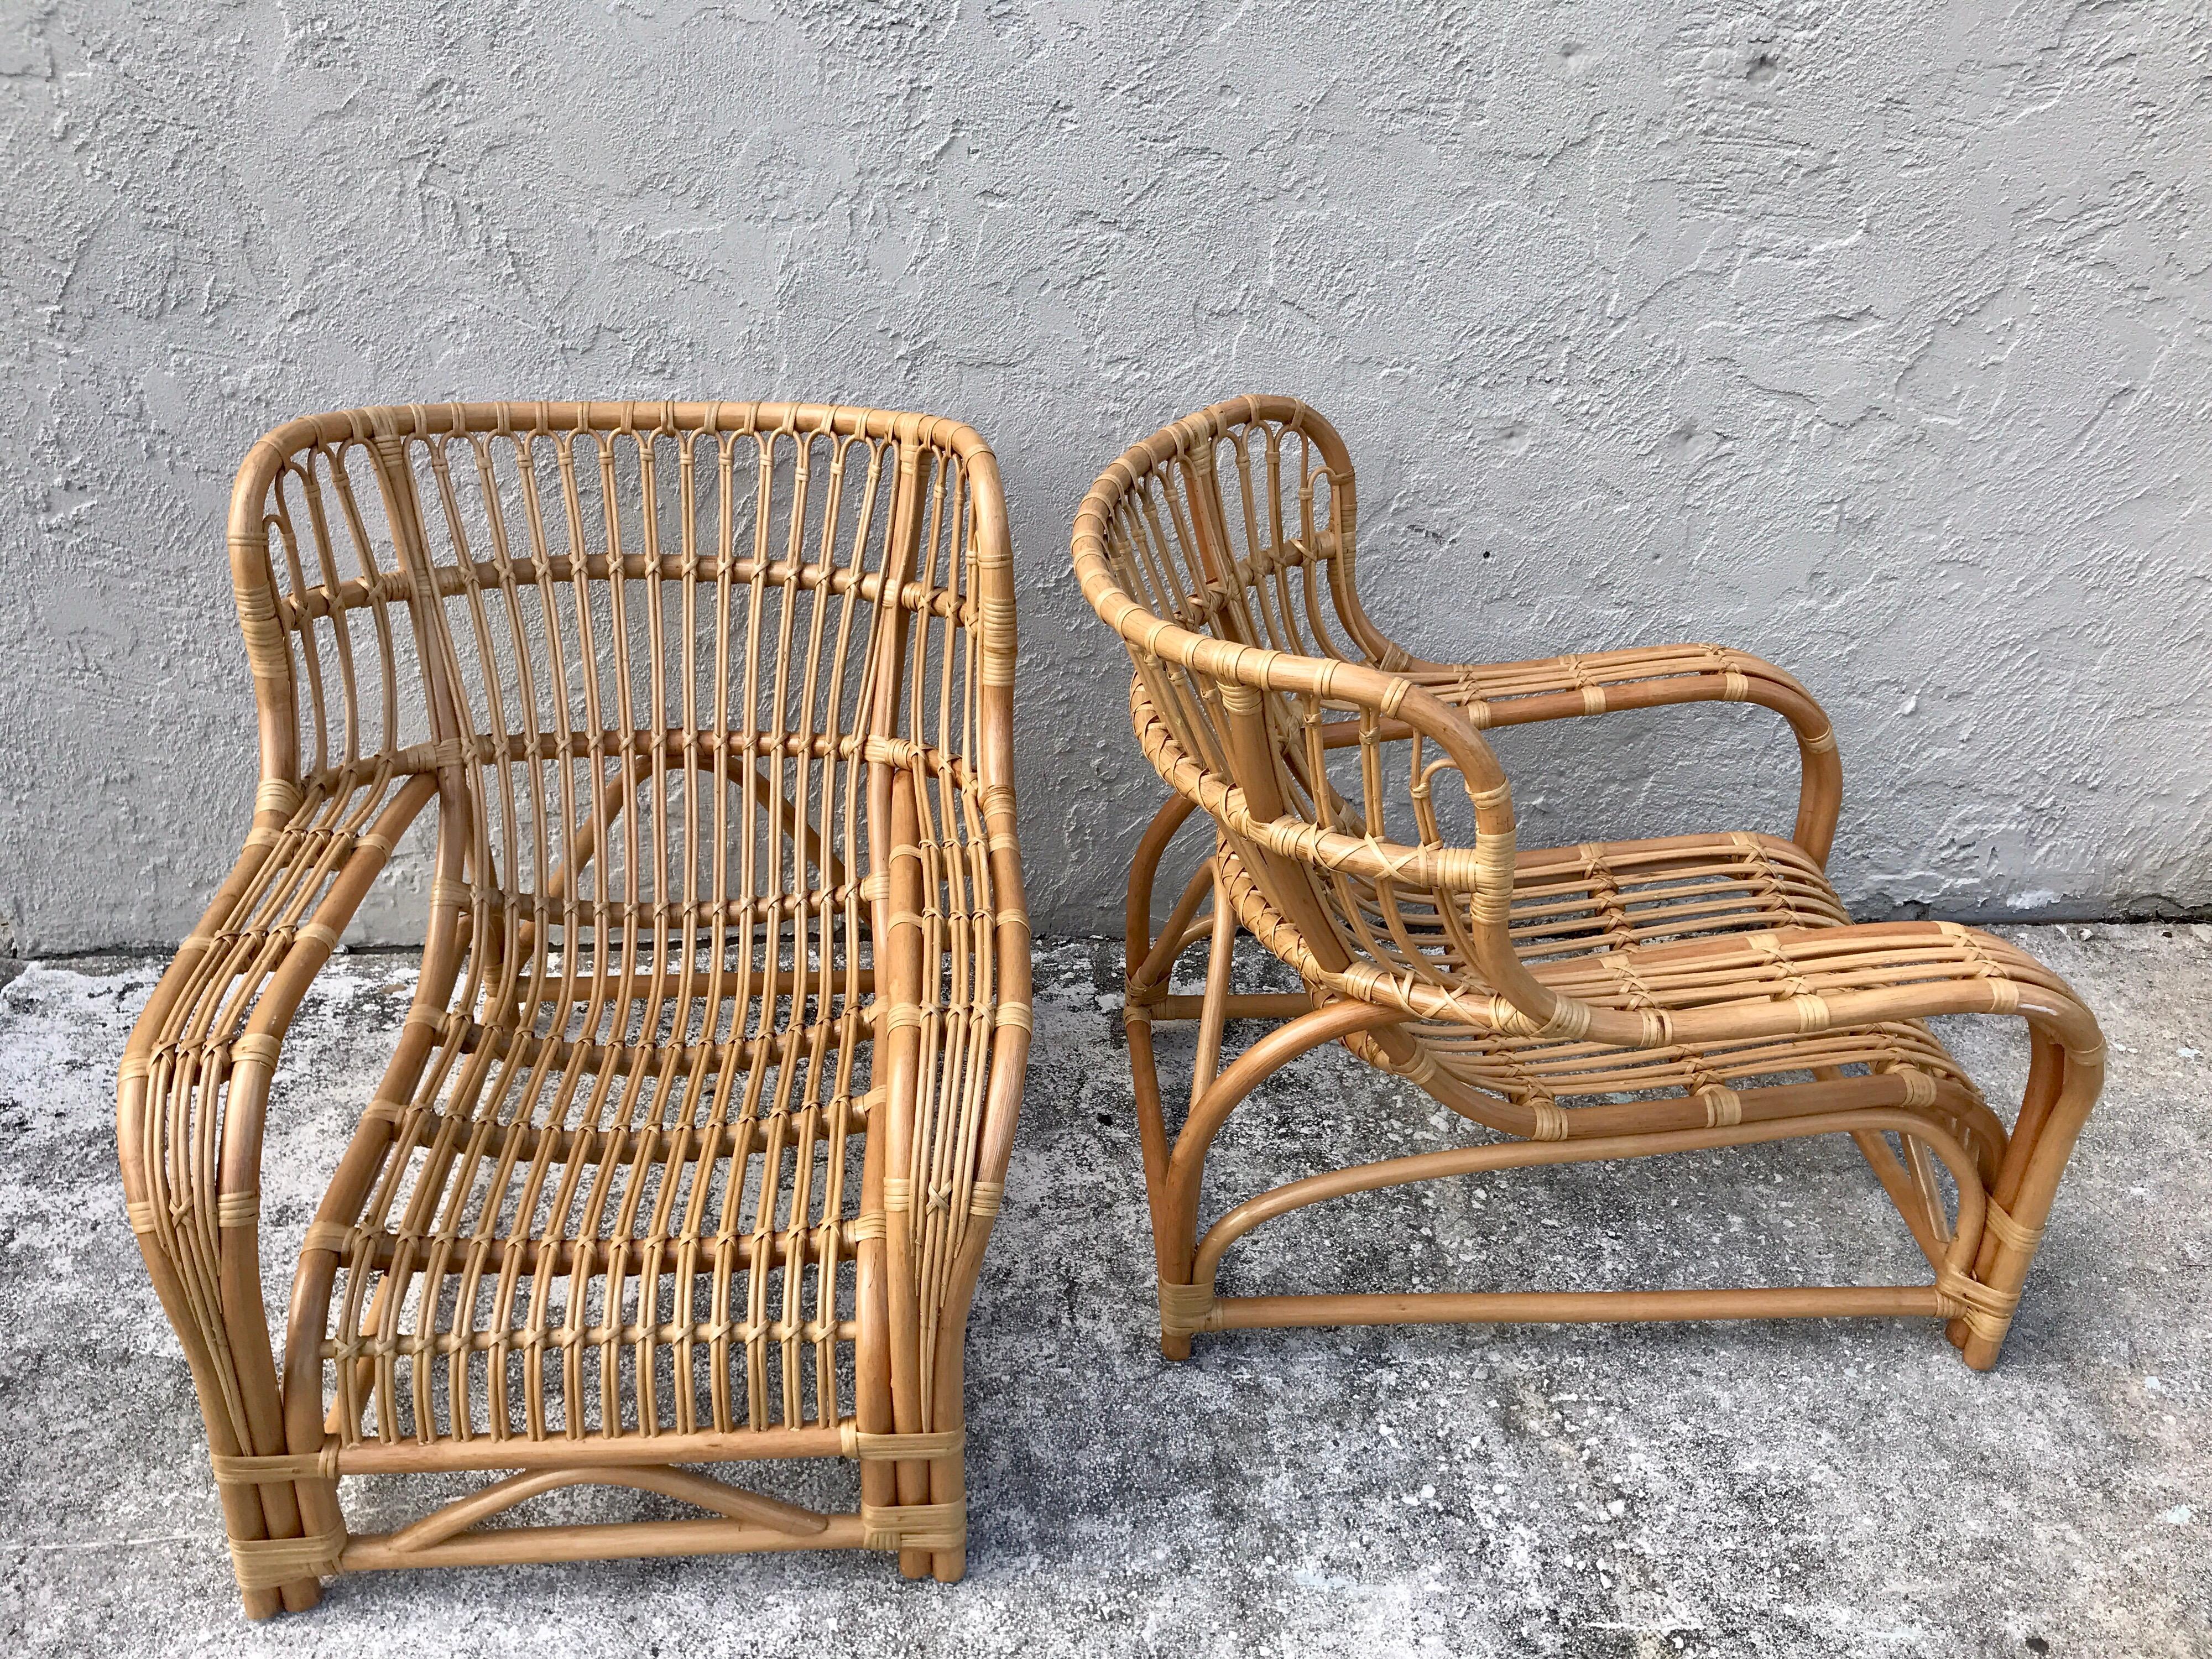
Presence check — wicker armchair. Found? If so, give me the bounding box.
[117,401,1030,1615]
[1072,394,2103,1373]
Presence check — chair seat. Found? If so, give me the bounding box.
[1488,830,1977,1105]
[1228,828,1988,1118]
[309,986,878,1448]
[1506,829,1851,956]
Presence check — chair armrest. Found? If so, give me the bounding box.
[1390,640,1828,730]
[1331,643,1844,865]
[863,743,1031,1433]
[116,767,435,1460]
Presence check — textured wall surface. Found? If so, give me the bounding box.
[3,1,2208,952]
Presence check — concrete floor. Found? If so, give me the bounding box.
[1,925,2206,1657]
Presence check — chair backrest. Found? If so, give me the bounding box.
[1073,395,1573,1044]
[225,400,1022,1052]
[1074,395,1397,669]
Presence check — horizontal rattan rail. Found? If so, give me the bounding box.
[118,399,1030,1616]
[1070,392,2104,1384]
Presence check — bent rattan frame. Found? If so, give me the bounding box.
[1072,393,2103,1372]
[118,400,1030,1615]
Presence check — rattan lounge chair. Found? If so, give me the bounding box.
[118,401,1030,1614]
[1071,393,2103,1371]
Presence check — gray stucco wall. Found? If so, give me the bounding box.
[3,1,2208,953]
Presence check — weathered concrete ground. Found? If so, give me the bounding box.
[1,925,2205,1657]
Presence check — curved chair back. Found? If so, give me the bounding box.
[1072,395,1585,1064]
[228,401,1014,936]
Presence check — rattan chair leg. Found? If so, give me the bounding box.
[1151,999,1410,1358]
[222,1155,327,1614]
[925,1446,966,1583]
[1948,1028,2065,1349]
[1188,862,1239,1104]
[1124,794,1204,1291]
[215,1481,286,1618]
[1958,1044,2103,1369]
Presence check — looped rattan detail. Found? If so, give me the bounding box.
[255,779,304,818]
[215,1191,261,1229]
[1071,392,2105,1386]
[1934,1267,2025,1341]
[1890,1066,1939,1108]
[118,399,1031,1610]
[1981,1201,2045,1253]
[1157,1279,1221,1335]
[229,1032,283,1068]
[1698,1087,1744,1129]
[1526,1099,1569,1141]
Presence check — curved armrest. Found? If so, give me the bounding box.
[1334,643,1841,864]
[864,744,1031,1444]
[116,766,435,1462]
[1391,640,1828,728]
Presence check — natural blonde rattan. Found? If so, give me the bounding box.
[1072,394,2103,1373]
[118,401,1030,1615]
